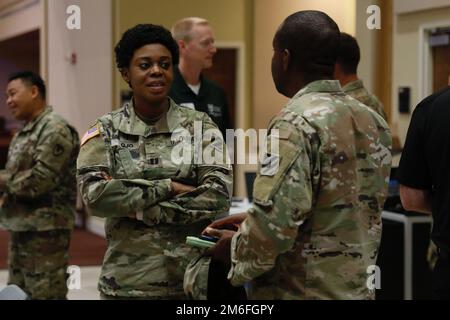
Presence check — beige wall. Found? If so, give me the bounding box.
[47,0,113,135]
[355,0,381,94]
[394,0,450,14]
[0,0,43,42]
[392,6,450,145]
[252,0,356,130]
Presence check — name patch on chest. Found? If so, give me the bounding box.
[119,141,137,149]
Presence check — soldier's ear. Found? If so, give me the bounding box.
[120,68,131,86]
[30,85,40,100]
[178,40,187,53]
[282,49,290,71]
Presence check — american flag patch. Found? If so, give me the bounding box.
[81,124,100,146]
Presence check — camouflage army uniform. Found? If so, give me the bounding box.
[0,107,80,299]
[343,80,388,121]
[77,98,232,299]
[228,80,392,300]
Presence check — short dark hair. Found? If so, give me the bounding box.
[115,24,179,71]
[275,11,340,82]
[8,71,46,99]
[336,33,360,75]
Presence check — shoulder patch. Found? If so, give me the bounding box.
[81,124,100,147]
[271,129,291,140]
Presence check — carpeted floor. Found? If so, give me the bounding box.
[0,228,107,269]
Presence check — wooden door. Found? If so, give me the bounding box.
[433,44,450,92]
[202,48,237,128]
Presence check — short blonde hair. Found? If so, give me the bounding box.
[171,17,210,42]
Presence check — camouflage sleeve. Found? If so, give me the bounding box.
[5,123,77,199]
[77,130,173,218]
[228,120,316,286]
[374,98,387,121]
[142,115,232,225]
[0,170,10,192]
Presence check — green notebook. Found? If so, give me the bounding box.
[186,236,216,249]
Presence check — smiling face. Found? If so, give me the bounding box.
[5,79,39,122]
[121,43,174,108]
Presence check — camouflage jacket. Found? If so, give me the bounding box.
[0,107,80,232]
[228,80,392,300]
[77,99,232,298]
[343,80,388,121]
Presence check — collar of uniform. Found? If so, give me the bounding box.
[342,79,364,93]
[118,98,184,137]
[293,80,342,99]
[20,106,52,133]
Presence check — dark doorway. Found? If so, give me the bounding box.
[203,48,237,128]
[0,29,40,168]
[433,44,450,92]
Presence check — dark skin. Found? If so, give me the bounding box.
[121,44,172,120]
[270,24,308,99]
[333,63,359,87]
[203,22,311,265]
[121,43,195,218]
[202,213,246,265]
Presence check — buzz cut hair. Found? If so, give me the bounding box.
[115,23,179,71]
[275,10,340,82]
[8,71,46,100]
[336,32,360,75]
[171,17,210,42]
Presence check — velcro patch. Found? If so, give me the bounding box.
[81,124,100,147]
[260,153,280,176]
[272,129,291,140]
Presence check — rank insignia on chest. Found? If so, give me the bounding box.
[146,155,160,166]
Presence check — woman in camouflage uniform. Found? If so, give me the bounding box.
[76,24,232,299]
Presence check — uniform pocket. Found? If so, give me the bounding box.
[253,139,301,204]
[116,148,141,179]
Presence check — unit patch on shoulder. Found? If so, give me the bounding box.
[81,124,100,147]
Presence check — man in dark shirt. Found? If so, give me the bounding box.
[398,86,450,299]
[170,17,231,136]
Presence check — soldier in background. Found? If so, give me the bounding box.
[0,71,80,299]
[334,33,388,121]
[77,24,232,299]
[204,11,392,299]
[170,17,232,137]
